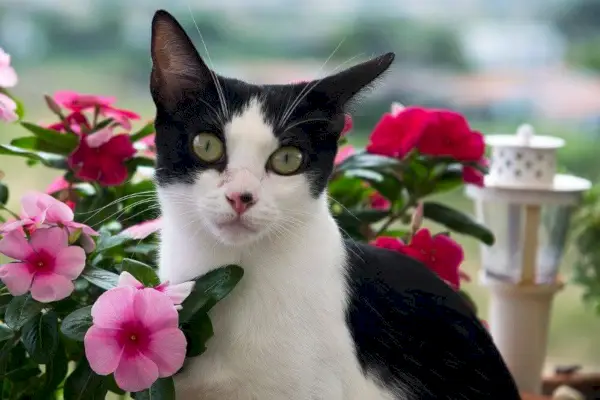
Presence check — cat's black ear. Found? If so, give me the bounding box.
[150,10,213,105]
[312,53,395,107]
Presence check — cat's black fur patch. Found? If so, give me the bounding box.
[344,240,520,399]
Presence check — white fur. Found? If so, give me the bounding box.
[158,98,398,399]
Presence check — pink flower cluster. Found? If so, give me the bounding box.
[0,192,98,302]
[84,272,194,391]
[47,91,140,186]
[0,47,18,123]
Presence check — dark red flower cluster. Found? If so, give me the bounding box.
[372,228,465,290]
[366,106,487,186]
[47,91,139,186]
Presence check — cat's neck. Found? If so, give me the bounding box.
[157,194,345,284]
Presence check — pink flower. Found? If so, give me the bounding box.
[68,129,136,186]
[121,218,162,240]
[136,133,156,159]
[52,91,140,130]
[0,48,17,88]
[53,91,115,112]
[371,236,405,252]
[84,286,187,392]
[0,192,97,252]
[48,111,90,134]
[0,228,86,302]
[0,93,17,123]
[117,271,194,310]
[341,114,353,136]
[46,176,70,195]
[369,192,390,210]
[334,145,355,165]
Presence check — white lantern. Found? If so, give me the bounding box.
[465,124,591,394]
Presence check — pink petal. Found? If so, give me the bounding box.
[0,263,34,296]
[29,227,68,255]
[67,221,98,236]
[121,218,162,240]
[86,128,114,148]
[21,192,74,224]
[334,145,355,165]
[91,286,136,329]
[114,351,159,392]
[0,218,28,234]
[146,328,187,377]
[0,230,31,260]
[84,325,124,375]
[79,233,96,253]
[30,273,74,302]
[162,281,195,305]
[0,66,17,88]
[54,246,86,279]
[133,288,179,332]
[118,271,144,289]
[46,176,70,195]
[0,93,17,122]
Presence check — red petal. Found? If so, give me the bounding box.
[101,135,136,160]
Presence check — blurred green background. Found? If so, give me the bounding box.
[1,0,600,374]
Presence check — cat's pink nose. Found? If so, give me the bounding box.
[225,192,255,214]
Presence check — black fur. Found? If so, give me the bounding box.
[345,240,520,399]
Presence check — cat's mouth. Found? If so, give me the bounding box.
[216,218,257,234]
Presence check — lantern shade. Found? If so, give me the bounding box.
[475,201,574,284]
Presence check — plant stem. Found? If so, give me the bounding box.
[374,199,416,238]
[0,204,19,220]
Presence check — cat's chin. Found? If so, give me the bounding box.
[210,219,265,246]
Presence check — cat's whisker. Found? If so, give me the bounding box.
[77,191,156,221]
[89,198,158,228]
[187,5,229,121]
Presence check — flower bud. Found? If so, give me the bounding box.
[44,95,63,116]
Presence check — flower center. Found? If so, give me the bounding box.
[130,334,137,342]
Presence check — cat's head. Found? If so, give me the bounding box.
[150,10,394,246]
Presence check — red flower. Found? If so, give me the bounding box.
[462,158,489,187]
[417,112,485,162]
[52,91,140,130]
[366,105,486,163]
[334,145,355,165]
[369,192,390,210]
[341,114,353,136]
[366,107,431,158]
[371,236,405,252]
[48,111,90,134]
[373,228,464,290]
[68,128,136,186]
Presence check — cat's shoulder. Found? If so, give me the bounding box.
[343,240,520,399]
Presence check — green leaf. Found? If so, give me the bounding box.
[422,201,495,245]
[81,266,119,291]
[5,295,44,330]
[21,310,59,363]
[182,312,214,357]
[130,121,155,142]
[337,152,402,172]
[121,258,160,287]
[0,145,67,169]
[105,374,125,395]
[127,156,156,171]
[34,341,68,399]
[10,136,73,155]
[60,306,93,341]
[94,232,132,253]
[179,265,244,323]
[0,324,13,342]
[0,182,8,205]
[135,377,176,400]
[63,359,108,400]
[20,122,79,154]
[90,118,113,132]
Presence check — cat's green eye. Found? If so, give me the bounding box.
[192,133,224,163]
[268,146,304,175]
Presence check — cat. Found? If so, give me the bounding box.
[149,9,521,400]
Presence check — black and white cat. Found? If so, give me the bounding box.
[149,10,520,400]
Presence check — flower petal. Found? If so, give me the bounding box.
[67,221,98,236]
[30,273,74,302]
[146,327,187,377]
[54,246,86,279]
[114,351,159,392]
[0,229,31,260]
[98,162,129,187]
[21,192,74,224]
[91,286,136,329]
[84,326,124,375]
[121,219,161,240]
[0,263,34,296]
[118,271,144,289]
[29,227,68,254]
[102,135,136,159]
[162,281,195,305]
[133,288,179,332]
